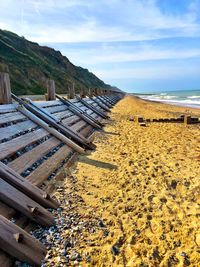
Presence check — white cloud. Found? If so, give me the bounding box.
[0,0,200,42]
[59,46,200,65]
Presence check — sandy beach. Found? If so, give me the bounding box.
[43,95,200,267]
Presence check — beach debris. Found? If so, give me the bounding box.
[135,116,144,123]
[139,122,147,127]
[180,252,191,266]
[98,219,105,228]
[128,116,134,121]
[184,115,199,125]
[132,114,200,124]
[111,245,120,255]
[171,180,178,189]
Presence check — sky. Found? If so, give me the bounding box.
[0,0,200,93]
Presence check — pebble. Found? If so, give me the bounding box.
[111,245,120,255]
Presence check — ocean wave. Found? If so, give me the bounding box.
[139,95,200,108]
[187,95,200,99]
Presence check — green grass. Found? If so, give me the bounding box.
[0,29,115,95]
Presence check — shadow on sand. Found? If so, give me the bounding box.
[103,131,120,136]
[97,130,120,136]
[79,157,118,170]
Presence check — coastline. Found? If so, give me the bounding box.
[44,95,200,266]
[132,95,200,117]
[135,91,200,110]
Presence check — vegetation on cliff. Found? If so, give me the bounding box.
[0,29,114,95]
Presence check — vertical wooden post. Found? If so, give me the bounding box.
[68,82,75,99]
[0,73,12,104]
[80,87,86,98]
[98,88,101,95]
[88,87,93,97]
[94,88,97,96]
[46,79,56,101]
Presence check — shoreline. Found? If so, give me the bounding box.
[131,95,200,117]
[42,95,200,266]
[135,94,200,110]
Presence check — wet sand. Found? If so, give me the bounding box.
[45,95,200,266]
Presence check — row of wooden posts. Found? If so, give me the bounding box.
[0,73,111,105]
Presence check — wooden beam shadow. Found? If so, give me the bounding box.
[97,130,120,136]
[79,157,118,170]
[103,131,120,136]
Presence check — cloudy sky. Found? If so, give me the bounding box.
[0,0,200,93]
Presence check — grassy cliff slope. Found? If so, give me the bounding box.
[0,29,114,95]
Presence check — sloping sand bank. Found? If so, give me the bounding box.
[46,95,200,266]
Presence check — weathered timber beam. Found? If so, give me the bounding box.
[76,96,109,119]
[0,178,54,227]
[0,215,46,266]
[68,82,75,99]
[12,94,94,151]
[90,97,111,112]
[17,105,86,154]
[46,79,56,101]
[0,162,59,209]
[96,96,112,109]
[56,95,103,129]
[0,73,12,105]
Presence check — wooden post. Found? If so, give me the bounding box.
[99,88,103,95]
[88,87,93,97]
[184,115,191,125]
[0,73,12,104]
[68,82,75,99]
[46,79,56,101]
[80,87,86,98]
[94,88,96,96]
[104,89,108,95]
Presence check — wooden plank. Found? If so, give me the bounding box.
[0,120,37,142]
[0,162,59,209]
[44,105,67,114]
[0,201,14,218]
[80,124,93,138]
[73,102,84,108]
[88,100,106,112]
[8,137,61,174]
[54,110,73,120]
[62,115,80,126]
[0,215,46,266]
[0,112,26,126]
[0,251,13,267]
[0,178,54,226]
[36,100,61,108]
[84,99,94,104]
[71,120,87,132]
[0,128,49,160]
[0,103,17,113]
[27,145,73,186]
[17,105,86,154]
[70,99,80,104]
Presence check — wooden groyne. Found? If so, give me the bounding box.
[0,73,124,266]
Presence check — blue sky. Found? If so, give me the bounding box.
[0,0,200,93]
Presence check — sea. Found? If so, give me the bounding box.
[137,90,200,109]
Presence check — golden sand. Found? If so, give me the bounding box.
[52,95,200,266]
